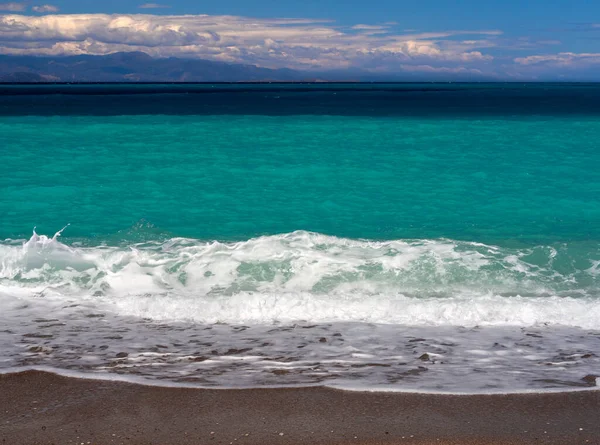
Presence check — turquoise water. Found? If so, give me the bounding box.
[1,114,599,244]
[1,84,600,392]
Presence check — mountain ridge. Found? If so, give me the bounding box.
[0,52,496,82]
[0,52,329,83]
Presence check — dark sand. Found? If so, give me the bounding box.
[0,371,598,445]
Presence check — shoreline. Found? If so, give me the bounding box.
[1,370,599,445]
[1,366,598,395]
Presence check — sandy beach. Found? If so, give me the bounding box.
[0,371,598,445]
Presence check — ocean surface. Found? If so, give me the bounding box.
[0,83,599,393]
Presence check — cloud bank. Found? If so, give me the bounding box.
[0,13,498,72]
[516,52,600,67]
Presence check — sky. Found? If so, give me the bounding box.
[1,0,599,79]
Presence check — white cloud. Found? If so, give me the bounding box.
[32,5,59,13]
[515,52,600,66]
[352,24,387,30]
[0,2,25,11]
[139,3,170,8]
[0,13,499,71]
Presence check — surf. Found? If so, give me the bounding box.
[1,229,599,328]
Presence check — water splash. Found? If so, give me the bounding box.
[23,224,71,251]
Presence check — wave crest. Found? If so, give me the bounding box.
[1,230,599,326]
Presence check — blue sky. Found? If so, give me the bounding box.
[1,0,600,79]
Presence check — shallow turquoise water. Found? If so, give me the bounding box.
[1,114,599,244]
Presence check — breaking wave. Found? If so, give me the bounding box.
[1,228,599,327]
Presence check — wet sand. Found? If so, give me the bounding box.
[0,370,598,445]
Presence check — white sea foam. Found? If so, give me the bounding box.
[1,304,598,392]
[105,291,600,327]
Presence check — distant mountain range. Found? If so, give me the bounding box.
[0,52,496,83]
[0,52,338,83]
